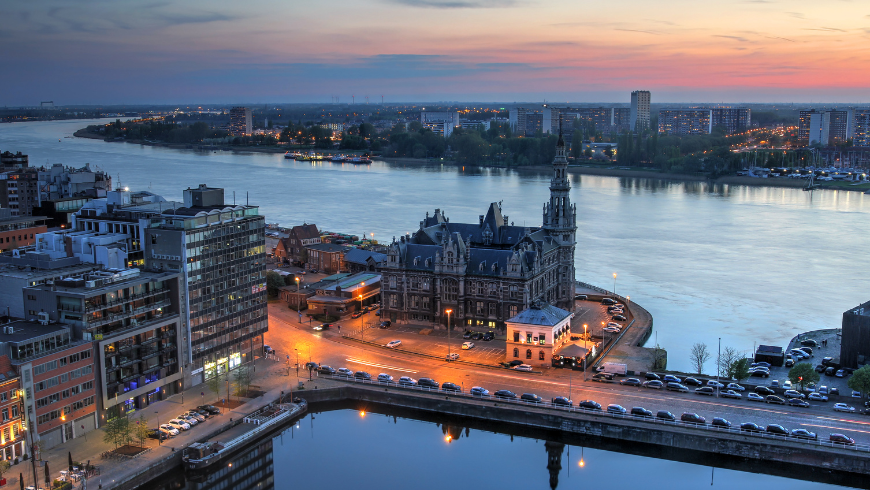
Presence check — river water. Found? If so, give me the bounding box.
[2,119,868,372]
[143,408,857,490]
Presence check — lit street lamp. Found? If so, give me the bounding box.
[445,309,453,359]
[612,273,617,297]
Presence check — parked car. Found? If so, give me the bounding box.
[749,369,770,378]
[830,433,855,445]
[643,380,664,389]
[785,358,795,367]
[398,376,418,387]
[656,410,676,422]
[603,327,621,334]
[645,372,662,381]
[808,392,829,402]
[818,385,829,394]
[337,367,354,378]
[513,364,533,372]
[494,390,517,400]
[782,380,793,389]
[462,341,475,350]
[783,390,805,399]
[821,356,835,366]
[159,424,180,436]
[766,424,789,436]
[788,398,810,408]
[386,340,402,348]
[578,400,602,411]
[631,407,653,418]
[683,377,703,386]
[168,419,190,431]
[765,395,786,405]
[318,365,337,375]
[680,413,706,425]
[574,294,588,300]
[815,364,827,373]
[177,415,198,426]
[380,321,392,328]
[825,367,836,376]
[836,369,846,378]
[612,314,627,321]
[354,371,372,381]
[601,298,616,305]
[830,387,840,395]
[198,405,221,415]
[470,386,490,397]
[726,383,745,391]
[721,390,742,399]
[592,373,614,383]
[791,428,817,440]
[754,386,775,396]
[377,373,394,383]
[797,347,813,356]
[740,422,762,433]
[182,411,206,422]
[607,404,627,415]
[351,311,362,319]
[853,390,864,398]
[483,332,495,341]
[833,403,856,413]
[418,377,439,390]
[190,408,211,418]
[769,379,780,388]
[442,381,464,393]
[552,396,573,407]
[707,380,725,388]
[462,330,472,339]
[663,375,682,383]
[667,382,689,393]
[751,362,771,369]
[747,392,765,402]
[711,417,732,429]
[150,428,171,440]
[521,393,544,404]
[695,387,715,396]
[620,378,642,387]
[800,339,818,347]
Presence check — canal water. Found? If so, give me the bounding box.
[143,408,858,490]
[2,119,868,372]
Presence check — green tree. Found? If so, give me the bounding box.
[788,362,820,390]
[689,342,711,374]
[266,271,285,297]
[234,365,255,396]
[134,414,150,447]
[847,365,870,398]
[102,417,120,448]
[116,416,133,447]
[207,371,224,402]
[0,460,9,480]
[732,358,751,383]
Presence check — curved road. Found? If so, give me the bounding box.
[266,303,870,446]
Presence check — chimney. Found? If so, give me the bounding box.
[479,215,484,225]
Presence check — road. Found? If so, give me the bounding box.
[264,303,870,445]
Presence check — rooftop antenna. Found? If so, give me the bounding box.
[247,191,249,206]
[381,95,384,104]
[352,95,355,105]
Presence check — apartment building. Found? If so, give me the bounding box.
[0,355,23,460]
[229,107,253,136]
[630,91,651,131]
[658,109,713,135]
[22,268,184,420]
[711,108,751,134]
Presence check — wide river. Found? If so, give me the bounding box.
[2,119,868,372]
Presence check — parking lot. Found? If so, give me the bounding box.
[360,323,508,365]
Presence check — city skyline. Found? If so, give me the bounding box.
[2,0,868,105]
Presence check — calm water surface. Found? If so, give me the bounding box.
[2,119,868,371]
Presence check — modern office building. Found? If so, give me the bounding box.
[4,319,97,449]
[841,301,870,369]
[658,109,713,135]
[855,109,870,147]
[509,108,546,136]
[0,208,47,251]
[0,151,28,171]
[22,268,184,420]
[0,251,100,319]
[828,109,854,145]
[145,184,267,385]
[422,121,455,138]
[229,107,253,136]
[711,108,752,134]
[0,169,39,217]
[420,111,460,128]
[380,135,576,332]
[630,91,651,131]
[0,355,23,460]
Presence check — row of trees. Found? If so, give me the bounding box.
[103,414,151,449]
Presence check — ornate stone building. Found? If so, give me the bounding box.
[380,135,577,332]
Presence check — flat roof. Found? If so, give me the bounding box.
[1,320,68,343]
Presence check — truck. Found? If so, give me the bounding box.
[596,362,628,376]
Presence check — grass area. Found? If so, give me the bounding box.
[818,181,870,189]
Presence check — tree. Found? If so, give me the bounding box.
[134,414,150,448]
[102,417,120,449]
[689,343,710,374]
[207,371,224,401]
[788,362,819,390]
[234,365,255,397]
[848,365,870,398]
[732,358,751,383]
[266,271,285,297]
[717,346,740,378]
[0,459,10,480]
[116,416,133,447]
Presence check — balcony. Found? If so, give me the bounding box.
[85,288,169,312]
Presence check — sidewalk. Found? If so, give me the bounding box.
[32,354,318,489]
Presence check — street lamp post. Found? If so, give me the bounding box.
[359,282,366,340]
[445,309,453,359]
[155,411,161,445]
[717,337,721,398]
[296,277,301,320]
[612,273,617,297]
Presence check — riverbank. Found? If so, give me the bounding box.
[74,128,870,193]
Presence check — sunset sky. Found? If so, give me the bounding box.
[2,0,868,105]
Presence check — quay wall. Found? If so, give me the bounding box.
[303,385,870,479]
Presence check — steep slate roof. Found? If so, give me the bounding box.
[415,203,532,249]
[290,224,320,240]
[344,248,387,266]
[507,302,571,326]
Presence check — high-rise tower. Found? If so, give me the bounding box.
[542,131,577,309]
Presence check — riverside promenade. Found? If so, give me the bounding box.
[23,356,340,490]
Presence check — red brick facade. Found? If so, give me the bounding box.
[31,344,96,438]
[0,356,24,460]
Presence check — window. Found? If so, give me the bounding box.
[509,285,518,299]
[489,283,497,296]
[443,279,458,302]
[488,303,496,316]
[11,405,18,418]
[390,295,397,308]
[509,305,518,317]
[539,351,545,360]
[539,334,546,345]
[389,276,396,289]
[526,333,532,344]
[2,409,8,422]
[513,332,520,342]
[477,283,484,295]
[422,297,430,310]
[0,392,6,402]
[513,348,519,358]
[422,278,430,291]
[476,302,483,315]
[526,349,532,359]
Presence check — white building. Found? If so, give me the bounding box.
[630,90,651,131]
[423,121,454,138]
[421,111,460,127]
[505,302,573,367]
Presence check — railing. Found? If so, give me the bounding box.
[85,288,168,312]
[327,374,870,454]
[87,298,171,328]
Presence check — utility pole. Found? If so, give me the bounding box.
[445,309,453,359]
[717,337,721,398]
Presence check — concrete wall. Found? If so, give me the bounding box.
[841,304,870,369]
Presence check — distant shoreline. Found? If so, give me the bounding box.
[74,128,869,193]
